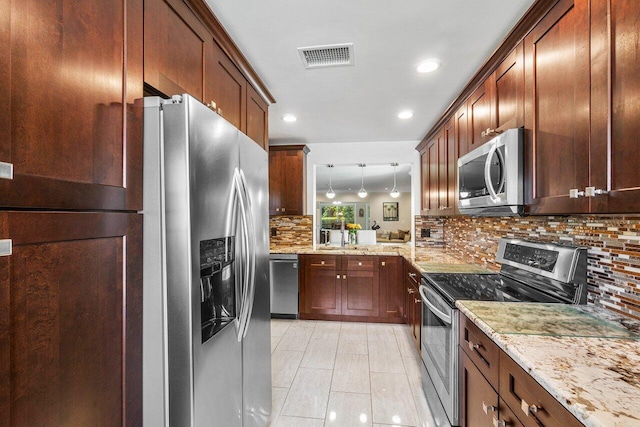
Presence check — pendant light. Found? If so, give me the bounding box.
[390,163,400,198]
[326,164,335,199]
[357,164,368,198]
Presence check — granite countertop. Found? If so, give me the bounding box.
[270,244,495,274]
[457,300,640,427]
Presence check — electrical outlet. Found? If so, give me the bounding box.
[421,228,431,238]
[270,227,277,237]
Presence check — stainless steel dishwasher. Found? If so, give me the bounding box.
[269,254,299,318]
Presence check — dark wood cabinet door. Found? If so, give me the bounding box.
[300,255,341,316]
[460,351,499,427]
[419,148,429,215]
[144,0,209,100]
[269,146,306,216]
[497,399,525,427]
[467,81,493,151]
[246,84,269,150]
[590,0,640,213]
[422,136,440,215]
[1,0,143,211]
[281,149,305,215]
[524,0,590,214]
[342,270,379,317]
[379,256,403,319]
[492,43,524,133]
[0,212,142,426]
[411,286,421,350]
[205,41,247,132]
[455,104,469,157]
[268,150,283,215]
[443,118,457,215]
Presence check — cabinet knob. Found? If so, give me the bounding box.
[321,260,325,265]
[569,188,585,198]
[381,261,386,266]
[492,417,507,427]
[468,341,482,352]
[0,161,13,180]
[520,398,542,417]
[408,272,417,278]
[337,274,340,279]
[282,207,286,212]
[585,186,608,197]
[407,287,415,294]
[0,239,12,256]
[343,275,347,279]
[483,401,497,414]
[414,298,421,304]
[358,262,362,266]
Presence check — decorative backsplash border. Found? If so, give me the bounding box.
[416,215,640,321]
[269,215,313,248]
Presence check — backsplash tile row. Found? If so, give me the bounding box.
[415,215,640,320]
[269,215,313,249]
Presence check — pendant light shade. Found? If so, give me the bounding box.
[326,164,335,199]
[358,164,367,198]
[390,163,400,198]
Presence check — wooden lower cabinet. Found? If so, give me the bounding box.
[460,312,582,427]
[299,254,403,323]
[0,212,142,426]
[404,263,421,350]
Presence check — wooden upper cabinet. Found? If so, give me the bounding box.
[421,118,457,216]
[590,0,640,213]
[269,145,308,216]
[205,41,247,132]
[144,0,209,100]
[455,104,469,157]
[467,80,493,151]
[0,212,142,426]
[492,43,524,133]
[524,0,591,214]
[0,0,143,211]
[246,84,269,150]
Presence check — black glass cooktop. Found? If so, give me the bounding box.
[422,273,564,308]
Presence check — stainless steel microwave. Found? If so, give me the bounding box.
[457,128,524,215]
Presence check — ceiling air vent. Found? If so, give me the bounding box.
[297,43,354,69]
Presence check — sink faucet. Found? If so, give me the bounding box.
[340,219,346,247]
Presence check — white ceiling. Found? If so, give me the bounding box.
[206,0,535,145]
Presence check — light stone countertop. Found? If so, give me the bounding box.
[269,244,491,274]
[457,301,640,427]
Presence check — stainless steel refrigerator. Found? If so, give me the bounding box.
[142,94,271,427]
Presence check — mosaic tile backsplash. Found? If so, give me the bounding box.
[415,215,640,320]
[269,215,313,248]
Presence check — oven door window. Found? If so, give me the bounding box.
[200,236,236,343]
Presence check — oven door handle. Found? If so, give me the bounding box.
[419,285,452,325]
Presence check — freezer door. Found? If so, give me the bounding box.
[238,134,272,427]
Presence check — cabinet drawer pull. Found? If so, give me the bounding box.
[483,401,496,414]
[414,298,421,304]
[343,275,347,279]
[468,340,482,352]
[0,161,13,180]
[337,274,340,279]
[0,239,12,256]
[569,188,585,198]
[408,272,417,278]
[282,207,285,212]
[520,398,541,417]
[321,260,325,265]
[492,416,507,427]
[358,261,362,266]
[585,186,608,197]
[407,287,416,294]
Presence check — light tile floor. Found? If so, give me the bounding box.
[269,319,436,427]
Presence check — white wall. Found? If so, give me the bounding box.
[306,140,421,244]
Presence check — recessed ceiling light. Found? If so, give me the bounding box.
[398,110,413,119]
[282,114,297,122]
[417,59,441,73]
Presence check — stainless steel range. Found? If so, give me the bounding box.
[418,238,588,427]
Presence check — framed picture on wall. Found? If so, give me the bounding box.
[383,202,398,221]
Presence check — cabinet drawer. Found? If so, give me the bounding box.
[304,254,338,269]
[406,264,420,287]
[499,352,582,427]
[460,313,500,390]
[345,256,376,271]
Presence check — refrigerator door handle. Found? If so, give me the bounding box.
[238,169,257,339]
[233,168,251,342]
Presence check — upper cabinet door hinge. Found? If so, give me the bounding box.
[0,161,13,180]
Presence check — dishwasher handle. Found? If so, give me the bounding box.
[270,260,297,268]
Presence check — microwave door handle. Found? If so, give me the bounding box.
[419,285,452,325]
[494,147,506,194]
[484,143,500,201]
